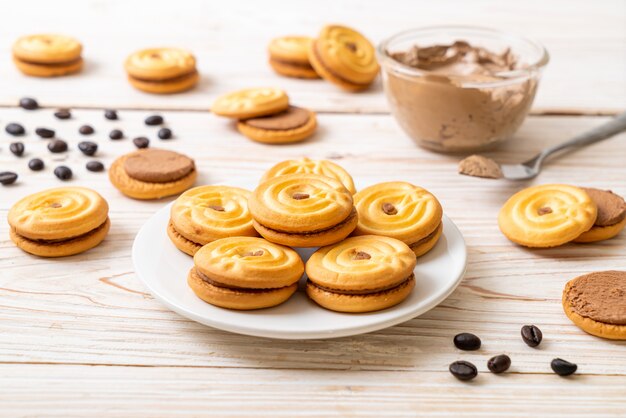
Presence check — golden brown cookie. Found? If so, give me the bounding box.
[268,36,320,79]
[12,34,83,77]
[109,149,197,200]
[189,237,304,310]
[306,235,416,312]
[248,174,357,247]
[562,271,626,340]
[125,48,198,94]
[168,185,258,255]
[260,158,356,194]
[308,25,379,91]
[236,106,317,144]
[8,187,110,257]
[574,188,626,243]
[498,184,597,248]
[212,87,289,119]
[353,182,443,257]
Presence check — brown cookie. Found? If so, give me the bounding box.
[582,188,626,226]
[123,149,194,183]
[244,106,310,130]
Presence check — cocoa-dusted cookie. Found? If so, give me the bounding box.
[237,106,317,144]
[13,34,83,77]
[109,149,197,200]
[574,188,626,243]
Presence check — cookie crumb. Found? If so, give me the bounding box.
[458,155,503,179]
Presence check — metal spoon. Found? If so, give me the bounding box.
[500,111,626,180]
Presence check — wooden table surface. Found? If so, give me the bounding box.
[1,1,625,416]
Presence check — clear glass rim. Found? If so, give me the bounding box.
[377,25,550,87]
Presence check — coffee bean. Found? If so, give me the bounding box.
[36,127,55,138]
[9,142,25,157]
[453,333,481,351]
[104,109,118,120]
[0,171,18,185]
[79,125,94,135]
[78,141,98,156]
[54,166,72,180]
[19,97,38,110]
[6,123,25,136]
[54,109,72,119]
[86,161,104,172]
[521,325,543,347]
[449,361,477,381]
[158,127,172,139]
[551,358,577,376]
[133,136,149,149]
[487,355,511,374]
[48,139,68,153]
[28,158,44,171]
[144,115,164,126]
[109,129,123,140]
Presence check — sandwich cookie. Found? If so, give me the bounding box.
[308,25,379,91]
[498,184,597,248]
[248,173,357,247]
[574,188,626,243]
[125,48,198,94]
[13,34,83,77]
[562,271,626,340]
[189,237,304,310]
[236,106,317,144]
[8,187,110,257]
[212,87,289,119]
[306,235,417,313]
[260,157,356,194]
[353,182,443,257]
[268,36,319,79]
[168,185,258,256]
[109,149,196,200]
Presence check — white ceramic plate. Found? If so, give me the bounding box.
[133,203,467,339]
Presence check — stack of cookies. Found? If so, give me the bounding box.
[211,87,317,144]
[499,184,626,247]
[13,34,83,77]
[125,47,199,94]
[268,24,379,91]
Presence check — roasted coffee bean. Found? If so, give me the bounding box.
[6,123,25,136]
[487,355,511,374]
[19,97,38,110]
[36,127,55,138]
[54,165,72,180]
[109,129,123,140]
[54,109,71,119]
[28,158,44,171]
[158,127,172,139]
[48,139,68,153]
[86,161,104,172]
[133,136,149,149]
[0,171,18,185]
[79,124,94,135]
[9,142,25,157]
[453,333,481,351]
[449,361,477,381]
[78,141,98,156]
[521,325,543,347]
[551,358,577,376]
[104,109,118,120]
[144,114,164,125]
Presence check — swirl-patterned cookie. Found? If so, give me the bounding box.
[498,184,597,248]
[212,87,289,119]
[353,182,443,256]
[308,25,379,91]
[268,36,320,79]
[168,186,258,255]
[12,34,83,77]
[8,187,110,257]
[248,173,357,247]
[260,158,356,194]
[189,237,304,310]
[306,235,416,312]
[125,48,198,94]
